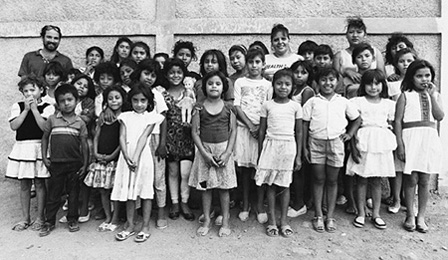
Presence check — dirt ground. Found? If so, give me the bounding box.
[1,177,448,260]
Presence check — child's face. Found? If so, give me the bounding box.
[99,73,114,90]
[355,50,374,71]
[107,90,123,112]
[120,65,134,85]
[140,69,157,88]
[273,75,293,99]
[204,54,219,74]
[318,73,338,97]
[365,79,383,98]
[391,42,408,58]
[272,31,289,56]
[45,71,61,87]
[155,56,166,70]
[246,56,264,78]
[73,78,89,98]
[230,50,246,72]
[68,73,76,82]
[346,26,366,46]
[175,48,193,67]
[314,54,333,68]
[293,65,309,87]
[87,50,102,67]
[117,42,131,59]
[167,66,184,87]
[303,51,314,61]
[413,67,432,91]
[396,53,415,75]
[22,83,43,100]
[131,46,148,63]
[205,75,224,98]
[57,93,77,114]
[131,93,148,113]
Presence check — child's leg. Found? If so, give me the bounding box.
[180,160,193,215]
[279,186,290,227]
[79,183,91,217]
[100,189,112,223]
[125,200,136,232]
[416,172,430,225]
[44,164,67,225]
[140,199,152,234]
[370,177,382,219]
[66,166,81,223]
[34,178,46,222]
[344,175,356,213]
[167,161,180,213]
[218,189,230,228]
[325,165,340,219]
[19,179,32,223]
[356,176,367,217]
[201,190,213,228]
[391,172,403,208]
[266,185,276,226]
[256,183,266,214]
[110,201,120,224]
[150,135,167,221]
[403,172,418,226]
[312,164,326,217]
[240,167,251,212]
[291,169,305,210]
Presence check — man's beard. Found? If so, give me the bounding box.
[44,41,58,51]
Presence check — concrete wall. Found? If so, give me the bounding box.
[0,0,445,189]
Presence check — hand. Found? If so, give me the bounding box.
[424,82,436,96]
[81,108,90,116]
[397,144,406,162]
[77,166,88,180]
[95,153,106,163]
[293,155,302,171]
[303,147,311,164]
[340,133,352,142]
[216,152,231,167]
[155,144,167,161]
[203,152,219,168]
[387,73,401,82]
[24,96,34,111]
[249,125,259,139]
[43,158,51,169]
[350,145,361,164]
[126,158,137,172]
[103,108,116,123]
[346,70,362,84]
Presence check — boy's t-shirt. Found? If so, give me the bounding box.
[43,112,88,162]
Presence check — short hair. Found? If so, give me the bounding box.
[249,41,269,55]
[315,67,339,82]
[131,59,161,82]
[94,62,121,84]
[54,83,79,104]
[346,16,367,33]
[385,33,414,65]
[71,74,96,100]
[154,52,169,61]
[85,46,104,61]
[201,71,229,98]
[18,74,47,96]
[228,44,247,57]
[352,43,374,64]
[298,40,318,56]
[173,40,198,61]
[314,44,334,59]
[271,24,290,41]
[68,68,81,76]
[393,48,418,75]
[358,69,389,98]
[120,58,138,70]
[290,60,314,87]
[128,82,155,112]
[402,59,435,92]
[131,41,151,59]
[199,49,228,77]
[102,85,127,107]
[272,69,294,99]
[245,48,265,62]
[43,61,67,82]
[40,25,62,38]
[110,37,133,64]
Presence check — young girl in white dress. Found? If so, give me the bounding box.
[111,83,164,242]
[395,60,444,233]
[255,69,303,237]
[346,70,396,230]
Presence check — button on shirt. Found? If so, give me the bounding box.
[302,94,359,140]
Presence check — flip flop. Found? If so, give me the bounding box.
[134,231,150,243]
[266,225,279,237]
[218,227,231,237]
[106,223,119,232]
[115,230,135,241]
[238,207,251,222]
[312,217,325,233]
[156,219,168,230]
[12,221,30,231]
[353,216,365,228]
[416,222,428,233]
[280,225,294,238]
[325,218,337,233]
[30,220,45,231]
[196,226,210,236]
[97,222,110,232]
[403,217,415,232]
[372,217,387,230]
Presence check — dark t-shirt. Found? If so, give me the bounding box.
[18,50,73,77]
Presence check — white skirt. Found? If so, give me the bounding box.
[234,125,258,168]
[6,140,49,179]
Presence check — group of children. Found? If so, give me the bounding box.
[6,17,443,242]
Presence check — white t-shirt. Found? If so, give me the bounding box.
[264,53,303,81]
[261,100,302,140]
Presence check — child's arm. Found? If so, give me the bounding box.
[131,124,156,168]
[217,109,237,167]
[301,88,314,106]
[41,128,51,169]
[294,118,303,171]
[10,100,31,131]
[257,116,267,161]
[341,116,361,142]
[155,115,168,161]
[394,94,406,162]
[78,135,89,180]
[427,83,445,121]
[191,109,219,167]
[119,120,136,171]
[235,106,258,139]
[92,121,105,163]
[302,120,311,164]
[79,99,95,125]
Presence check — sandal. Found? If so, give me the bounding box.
[97,222,110,232]
[312,217,324,233]
[12,221,30,231]
[196,226,210,236]
[218,227,231,237]
[115,230,135,241]
[372,217,387,230]
[134,231,150,243]
[266,225,279,237]
[353,216,365,228]
[403,217,415,232]
[325,218,337,233]
[30,220,45,231]
[280,225,294,238]
[38,223,55,237]
[238,206,251,222]
[416,219,428,233]
[106,223,119,232]
[156,219,168,230]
